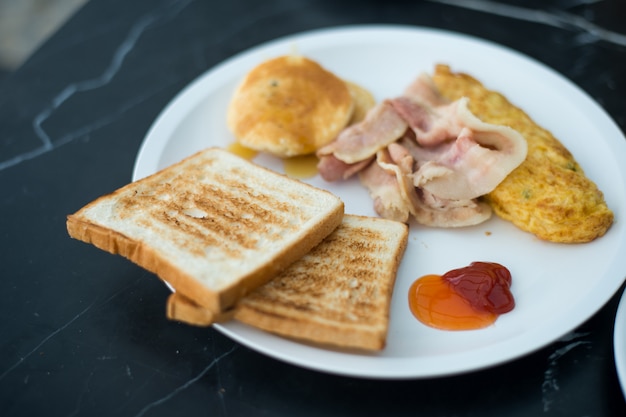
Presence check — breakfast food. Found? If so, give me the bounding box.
[345,80,376,124]
[317,71,528,228]
[167,214,409,351]
[227,55,355,157]
[167,292,235,324]
[409,262,515,330]
[432,64,613,242]
[66,147,344,316]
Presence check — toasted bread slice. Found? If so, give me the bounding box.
[432,64,613,242]
[167,214,409,351]
[167,292,235,325]
[227,55,354,157]
[67,147,344,314]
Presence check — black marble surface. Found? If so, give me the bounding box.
[1,0,625,415]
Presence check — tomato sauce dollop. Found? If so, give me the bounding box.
[408,262,515,331]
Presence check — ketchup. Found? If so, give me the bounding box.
[442,262,515,314]
[408,262,515,331]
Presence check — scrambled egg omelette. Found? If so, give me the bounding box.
[432,64,613,243]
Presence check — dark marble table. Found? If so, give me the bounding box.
[2,0,625,415]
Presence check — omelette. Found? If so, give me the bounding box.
[432,64,613,243]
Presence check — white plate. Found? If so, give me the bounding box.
[614,288,626,396]
[133,25,626,379]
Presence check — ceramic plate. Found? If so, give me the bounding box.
[133,25,626,379]
[614,288,626,396]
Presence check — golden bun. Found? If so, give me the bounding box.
[227,55,355,157]
[345,80,376,124]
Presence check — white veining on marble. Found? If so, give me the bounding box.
[133,345,238,417]
[0,0,193,172]
[0,300,96,381]
[428,0,626,47]
[541,331,591,412]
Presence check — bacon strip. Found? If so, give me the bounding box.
[412,98,527,200]
[317,101,407,164]
[366,145,492,227]
[317,154,373,182]
[318,72,527,227]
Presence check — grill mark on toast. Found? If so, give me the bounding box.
[68,147,346,320]
[242,225,392,323]
[113,173,303,258]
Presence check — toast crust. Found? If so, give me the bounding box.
[166,292,235,325]
[67,216,224,307]
[166,215,409,351]
[67,147,344,314]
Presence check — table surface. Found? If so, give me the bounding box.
[1,0,625,415]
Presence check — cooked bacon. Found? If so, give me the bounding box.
[317,100,407,164]
[361,145,492,227]
[358,152,411,223]
[403,73,448,107]
[318,71,527,228]
[317,154,373,182]
[374,146,422,223]
[390,97,462,147]
[412,98,527,200]
[415,188,492,227]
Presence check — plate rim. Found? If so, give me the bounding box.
[614,287,626,396]
[133,24,626,379]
